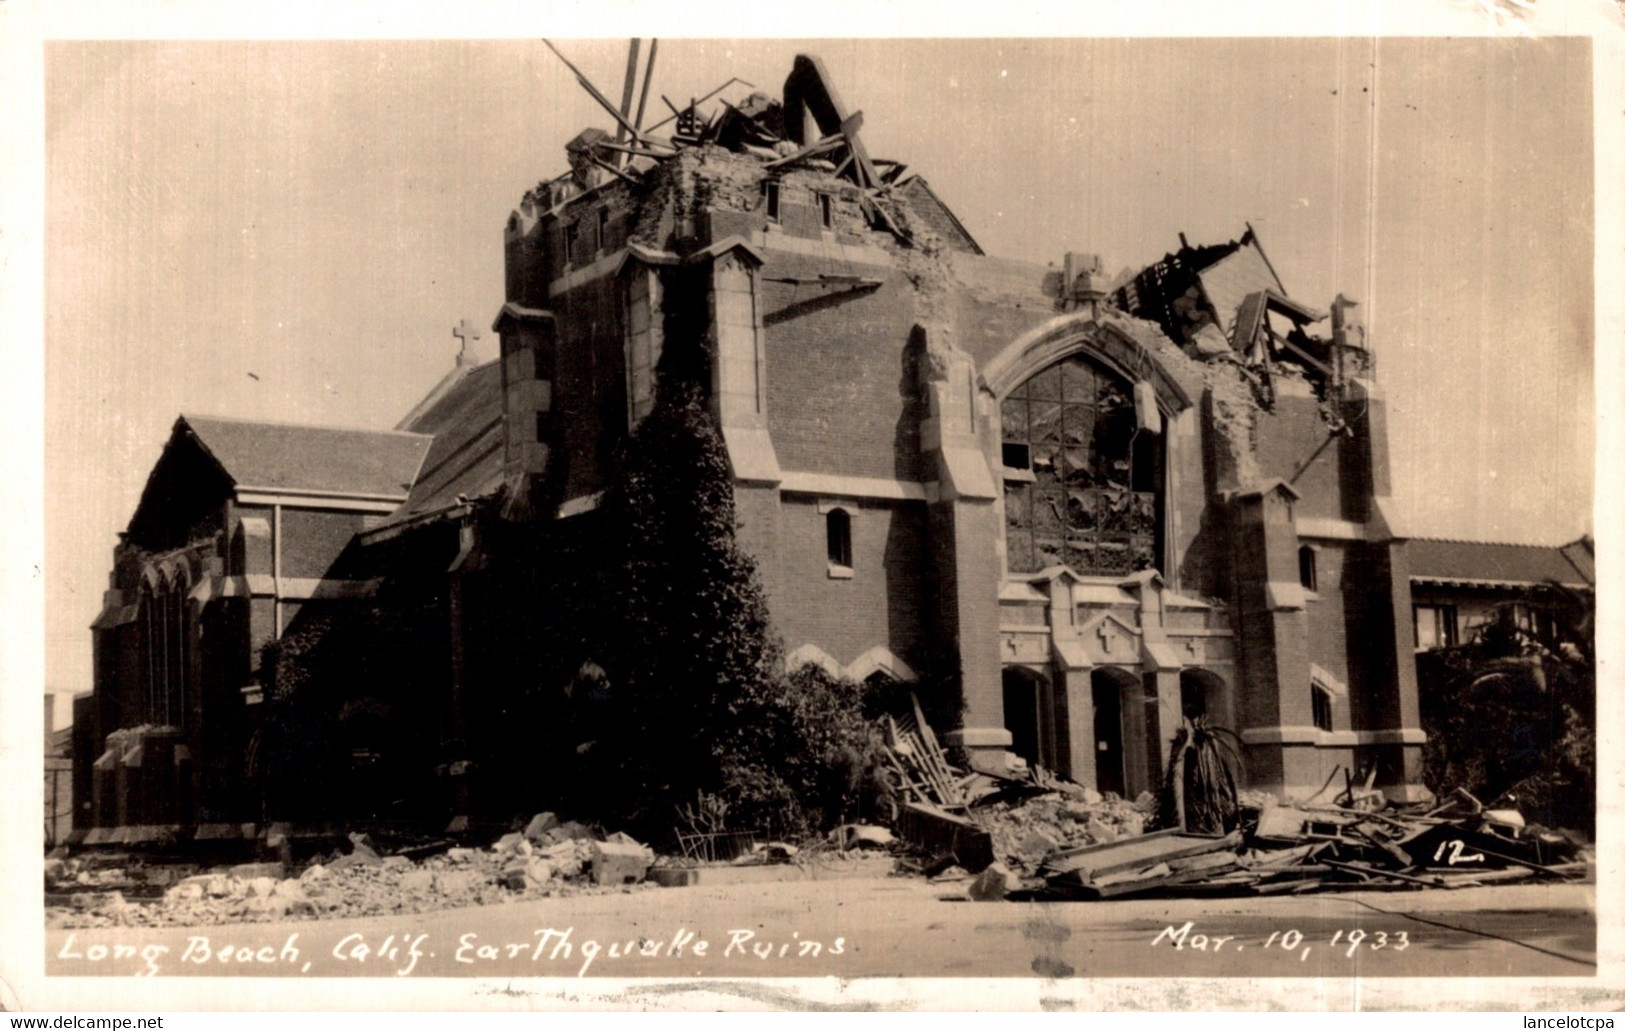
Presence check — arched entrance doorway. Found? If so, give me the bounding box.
[1090,666,1142,797]
[1003,667,1065,775]
[1178,668,1230,727]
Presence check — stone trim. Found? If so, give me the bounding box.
[846,646,918,683]
[556,492,603,519]
[750,228,896,269]
[779,471,933,502]
[1241,726,1328,746]
[217,576,380,601]
[979,312,1195,410]
[1361,728,1428,745]
[548,248,628,297]
[1266,581,1306,611]
[1241,726,1428,747]
[1051,637,1091,671]
[946,727,1014,749]
[785,643,844,678]
[235,490,403,512]
[1309,662,1349,698]
[720,426,783,485]
[786,643,920,684]
[1296,517,1365,541]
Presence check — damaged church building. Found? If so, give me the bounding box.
[76,54,1438,844]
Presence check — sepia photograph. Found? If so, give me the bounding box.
[4,0,1618,1014]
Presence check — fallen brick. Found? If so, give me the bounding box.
[229,862,286,880]
[432,869,486,895]
[244,876,278,898]
[648,867,701,887]
[967,862,1020,901]
[494,832,531,856]
[591,840,654,885]
[523,812,561,843]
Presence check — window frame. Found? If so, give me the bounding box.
[1298,544,1318,594]
[998,353,1161,577]
[1413,603,1458,650]
[825,507,853,578]
[1311,683,1334,732]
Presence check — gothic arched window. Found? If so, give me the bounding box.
[1001,353,1160,575]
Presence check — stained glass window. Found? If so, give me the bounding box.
[1002,354,1159,575]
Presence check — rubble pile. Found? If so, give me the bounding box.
[876,692,1591,901]
[974,792,1151,874]
[880,695,1163,874]
[984,785,1589,902]
[47,815,658,930]
[531,46,923,251]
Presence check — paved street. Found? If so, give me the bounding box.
[47,875,1595,981]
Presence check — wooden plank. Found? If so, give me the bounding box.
[542,39,656,147]
[1046,827,1183,863]
[1045,830,1238,880]
[1084,861,1242,899]
[762,134,845,170]
[1321,859,1448,889]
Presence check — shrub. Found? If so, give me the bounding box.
[1418,585,1594,834]
[590,367,884,842]
[717,664,884,839]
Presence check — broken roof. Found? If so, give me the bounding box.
[180,414,431,499]
[532,47,966,252]
[1407,538,1593,590]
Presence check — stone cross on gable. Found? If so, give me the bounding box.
[1096,622,1116,655]
[453,318,482,367]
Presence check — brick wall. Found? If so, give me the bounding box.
[1303,541,1354,729]
[760,254,926,481]
[1253,391,1359,522]
[548,276,628,501]
[765,495,931,671]
[278,508,366,579]
[544,179,640,282]
[953,293,1052,371]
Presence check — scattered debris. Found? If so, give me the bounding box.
[591,839,654,885]
[47,815,661,929]
[967,862,1020,902]
[880,692,1155,874]
[881,696,967,811]
[870,695,1589,903]
[829,824,895,851]
[999,777,1587,901]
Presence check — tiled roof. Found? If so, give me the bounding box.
[1407,538,1592,588]
[1560,537,1594,585]
[388,360,506,520]
[181,414,431,499]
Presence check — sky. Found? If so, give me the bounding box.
[8,14,1610,722]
